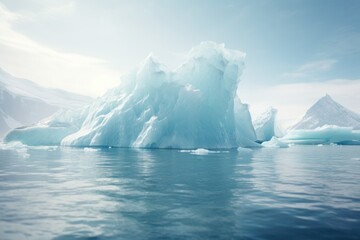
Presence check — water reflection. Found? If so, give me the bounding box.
[0,146,360,239]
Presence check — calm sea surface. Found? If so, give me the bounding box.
[0,145,360,240]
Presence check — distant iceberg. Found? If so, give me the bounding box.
[283,125,360,145]
[253,107,278,142]
[4,42,258,149]
[283,95,360,145]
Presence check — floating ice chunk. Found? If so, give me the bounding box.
[0,141,30,158]
[84,147,99,152]
[0,141,28,150]
[262,137,289,148]
[179,148,224,155]
[237,146,253,153]
[191,148,211,155]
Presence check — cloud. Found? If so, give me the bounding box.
[0,3,120,96]
[43,1,75,15]
[283,59,337,79]
[29,1,76,18]
[0,3,21,22]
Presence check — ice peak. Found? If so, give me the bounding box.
[305,94,340,113]
[267,107,277,114]
[292,95,360,130]
[132,53,168,89]
[318,93,335,104]
[143,53,156,64]
[139,54,163,70]
[188,41,246,63]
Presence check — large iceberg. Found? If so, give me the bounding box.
[4,42,258,149]
[283,95,360,145]
[253,107,278,142]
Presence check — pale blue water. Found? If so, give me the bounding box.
[0,146,360,240]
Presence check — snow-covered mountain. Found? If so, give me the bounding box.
[253,107,278,142]
[0,68,92,136]
[283,95,360,145]
[291,94,360,130]
[4,42,258,148]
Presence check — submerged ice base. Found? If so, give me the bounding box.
[5,42,258,149]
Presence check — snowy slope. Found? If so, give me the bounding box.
[283,95,360,145]
[0,68,92,136]
[291,94,360,130]
[5,42,258,148]
[253,107,277,142]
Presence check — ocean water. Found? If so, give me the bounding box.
[0,145,360,240]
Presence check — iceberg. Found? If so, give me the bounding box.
[4,42,258,149]
[283,125,360,145]
[253,107,278,142]
[284,95,360,145]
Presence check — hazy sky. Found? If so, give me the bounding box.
[0,0,359,126]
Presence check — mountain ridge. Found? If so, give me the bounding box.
[291,94,360,130]
[0,67,92,136]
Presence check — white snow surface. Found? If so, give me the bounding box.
[4,42,258,149]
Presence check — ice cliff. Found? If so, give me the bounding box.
[4,42,258,148]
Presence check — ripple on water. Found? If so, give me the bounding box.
[0,146,360,239]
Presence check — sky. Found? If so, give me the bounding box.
[0,0,359,127]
